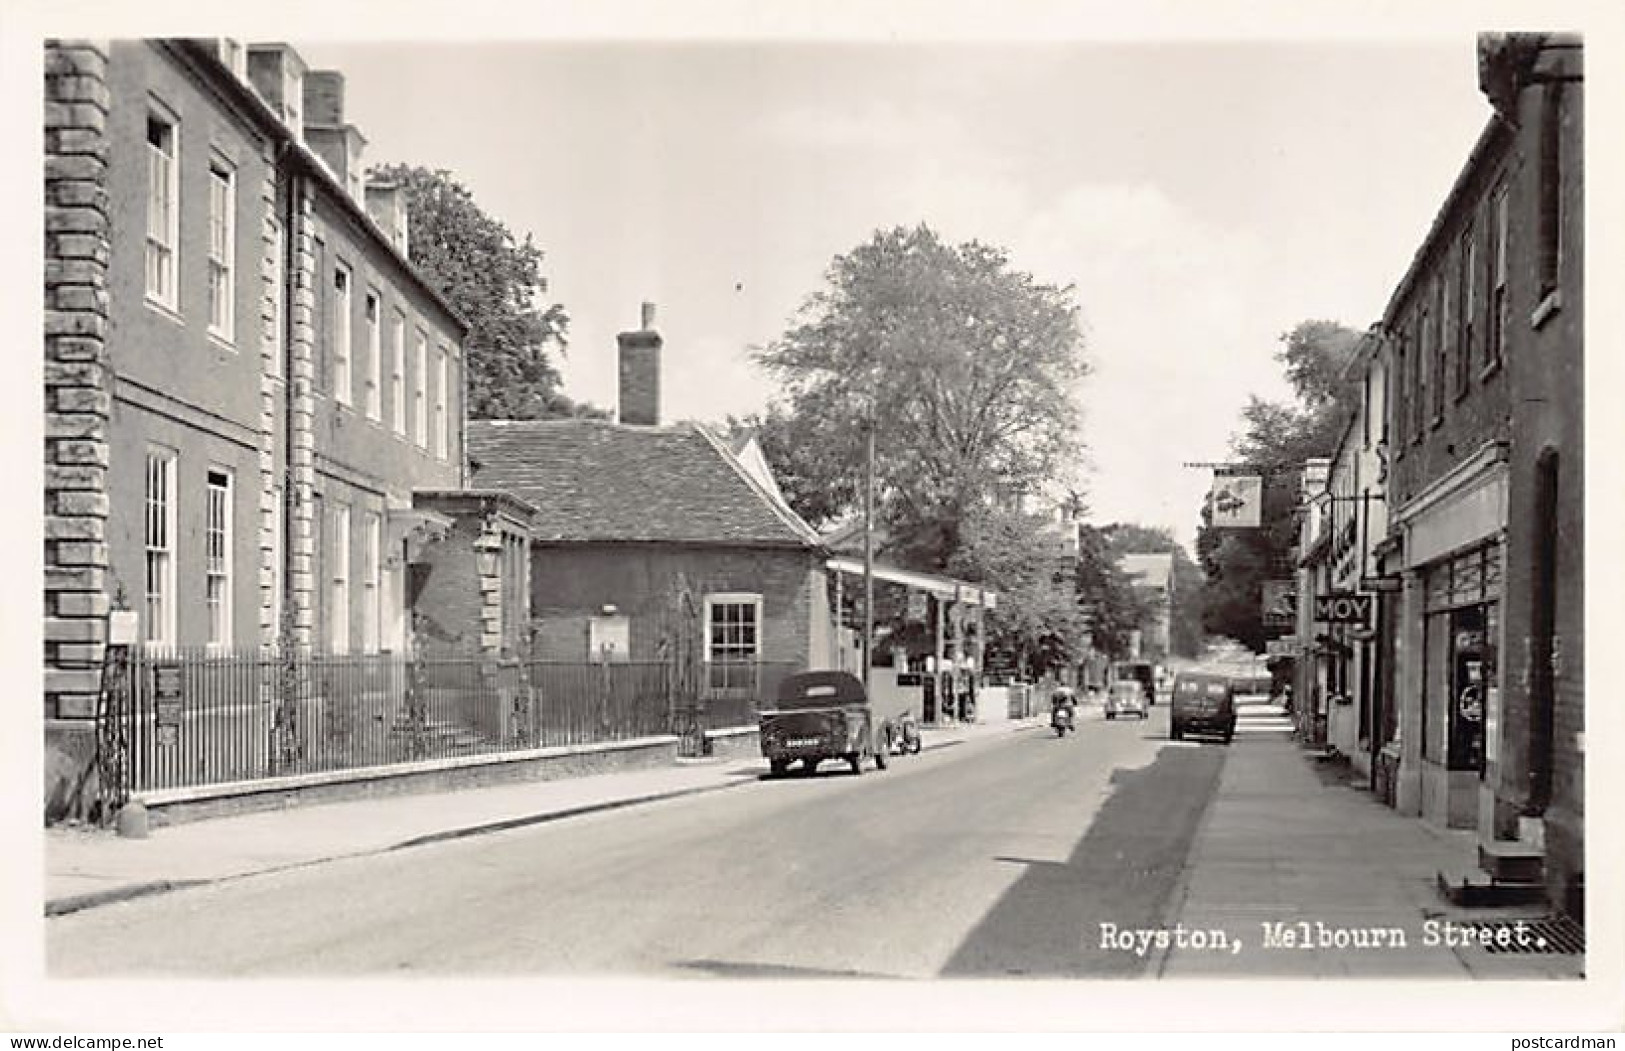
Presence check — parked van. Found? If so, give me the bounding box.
[1170,672,1237,744]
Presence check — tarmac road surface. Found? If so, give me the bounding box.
[49,704,1228,978]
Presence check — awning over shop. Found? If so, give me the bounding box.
[825,556,997,609]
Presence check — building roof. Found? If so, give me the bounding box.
[1119,552,1174,590]
[466,419,823,548]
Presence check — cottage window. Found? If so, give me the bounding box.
[330,504,350,654]
[1432,275,1448,421]
[390,310,407,435]
[434,344,449,461]
[1393,336,1407,449]
[704,592,762,689]
[333,265,352,406]
[1413,311,1428,442]
[205,469,233,648]
[207,159,235,342]
[1487,185,1508,367]
[144,110,178,309]
[364,290,382,420]
[143,448,177,645]
[1457,228,1475,396]
[413,329,428,448]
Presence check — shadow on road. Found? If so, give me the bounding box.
[939,743,1227,978]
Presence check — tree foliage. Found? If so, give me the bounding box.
[949,507,1089,679]
[1196,320,1364,651]
[370,164,593,420]
[723,403,858,531]
[753,224,1088,572]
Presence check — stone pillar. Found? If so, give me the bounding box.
[43,39,112,721]
[286,183,318,651]
[257,147,282,647]
[476,521,503,655]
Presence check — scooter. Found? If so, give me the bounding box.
[1051,704,1076,737]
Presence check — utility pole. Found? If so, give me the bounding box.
[862,415,875,693]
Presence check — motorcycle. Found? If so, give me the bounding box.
[1051,704,1076,737]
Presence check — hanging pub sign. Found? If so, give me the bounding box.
[1208,472,1263,528]
[1313,592,1372,624]
[1261,580,1296,628]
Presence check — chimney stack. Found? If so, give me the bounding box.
[617,302,662,427]
[364,179,411,257]
[302,70,368,200]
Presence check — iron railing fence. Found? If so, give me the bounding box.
[114,646,796,794]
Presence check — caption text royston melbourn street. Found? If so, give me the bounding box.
[1098,919,1556,957]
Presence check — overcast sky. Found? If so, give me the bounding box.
[290,34,1492,550]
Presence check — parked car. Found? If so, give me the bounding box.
[1170,672,1237,743]
[1104,680,1148,720]
[759,671,889,776]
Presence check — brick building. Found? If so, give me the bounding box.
[43,39,508,819]
[467,311,837,696]
[1345,33,1582,919]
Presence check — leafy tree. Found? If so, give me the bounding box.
[949,507,1088,679]
[1195,320,1364,650]
[754,224,1088,573]
[370,164,588,420]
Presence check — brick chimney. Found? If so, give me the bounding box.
[364,178,410,257]
[617,302,662,427]
[246,43,308,139]
[302,70,367,200]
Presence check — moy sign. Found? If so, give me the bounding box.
[1314,592,1373,624]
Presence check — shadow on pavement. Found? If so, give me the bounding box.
[940,743,1227,978]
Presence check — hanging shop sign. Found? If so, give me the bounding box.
[1261,580,1296,627]
[1313,592,1372,624]
[1208,473,1263,528]
[1266,636,1300,656]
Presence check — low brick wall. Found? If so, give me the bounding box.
[142,735,681,826]
[704,725,761,763]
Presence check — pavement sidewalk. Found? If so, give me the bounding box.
[45,715,1043,917]
[1154,728,1583,979]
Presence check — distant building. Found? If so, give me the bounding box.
[1118,552,1174,662]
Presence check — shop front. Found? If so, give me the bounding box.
[1391,441,1507,824]
[1420,543,1502,827]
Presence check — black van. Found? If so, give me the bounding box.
[1170,672,1237,744]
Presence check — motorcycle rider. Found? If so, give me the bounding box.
[1050,685,1078,730]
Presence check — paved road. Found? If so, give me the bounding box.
[49,704,1230,979]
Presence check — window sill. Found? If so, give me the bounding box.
[207,330,236,353]
[1531,289,1562,330]
[144,296,183,326]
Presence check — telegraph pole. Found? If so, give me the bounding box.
[862,415,875,693]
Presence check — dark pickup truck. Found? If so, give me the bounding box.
[759,670,889,777]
